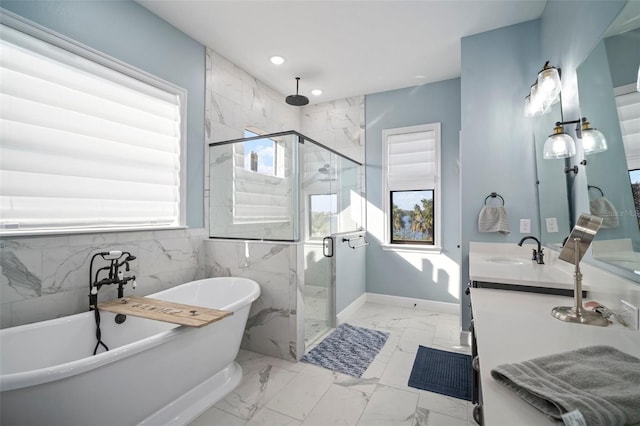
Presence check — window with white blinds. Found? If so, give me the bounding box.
[0,15,186,236]
[386,130,438,191]
[615,85,640,170]
[382,123,441,248]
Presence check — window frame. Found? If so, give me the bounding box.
[0,10,187,237]
[381,123,441,253]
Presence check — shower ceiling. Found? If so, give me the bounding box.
[137,0,547,104]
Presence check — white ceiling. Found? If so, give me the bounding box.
[137,0,547,104]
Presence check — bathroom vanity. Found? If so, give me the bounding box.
[468,242,640,425]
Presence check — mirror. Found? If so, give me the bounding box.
[576,1,640,275]
[534,100,571,246]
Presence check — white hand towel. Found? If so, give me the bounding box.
[478,206,511,234]
[589,197,619,228]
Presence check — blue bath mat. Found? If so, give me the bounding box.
[301,323,389,378]
[408,345,472,401]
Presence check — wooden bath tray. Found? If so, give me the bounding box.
[98,296,232,327]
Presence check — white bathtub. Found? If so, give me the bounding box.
[0,277,260,426]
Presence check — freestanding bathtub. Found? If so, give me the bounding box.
[0,277,260,426]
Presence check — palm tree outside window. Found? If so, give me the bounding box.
[390,190,434,244]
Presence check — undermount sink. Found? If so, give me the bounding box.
[484,256,526,265]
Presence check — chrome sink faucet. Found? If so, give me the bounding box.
[518,236,544,264]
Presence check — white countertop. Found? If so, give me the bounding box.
[469,242,640,425]
[471,287,640,426]
[469,241,579,290]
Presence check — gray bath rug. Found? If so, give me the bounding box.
[301,323,389,378]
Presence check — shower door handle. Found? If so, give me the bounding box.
[322,237,334,258]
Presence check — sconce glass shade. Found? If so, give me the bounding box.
[537,65,562,106]
[581,118,607,155]
[544,125,576,159]
[526,83,546,117]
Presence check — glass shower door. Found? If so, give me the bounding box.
[302,142,337,346]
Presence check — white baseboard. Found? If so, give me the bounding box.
[336,293,367,324]
[365,292,458,315]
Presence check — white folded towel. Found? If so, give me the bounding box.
[478,206,510,234]
[589,197,619,228]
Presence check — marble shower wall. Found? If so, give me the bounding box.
[204,239,304,362]
[0,228,206,329]
[300,96,365,164]
[203,48,366,361]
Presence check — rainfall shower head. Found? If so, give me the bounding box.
[285,77,309,106]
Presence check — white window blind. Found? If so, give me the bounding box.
[0,18,184,235]
[232,142,291,224]
[615,87,640,170]
[386,130,438,190]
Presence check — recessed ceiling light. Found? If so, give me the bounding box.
[270,56,285,65]
[311,89,323,96]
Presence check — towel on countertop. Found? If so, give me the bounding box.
[590,197,619,228]
[491,345,640,426]
[478,206,510,234]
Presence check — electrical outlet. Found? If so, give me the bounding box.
[545,217,559,233]
[520,219,531,233]
[619,300,639,330]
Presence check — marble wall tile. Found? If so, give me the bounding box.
[204,240,301,361]
[301,96,365,164]
[0,229,206,329]
[206,49,300,145]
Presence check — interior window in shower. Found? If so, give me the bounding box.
[243,130,284,178]
[309,194,337,238]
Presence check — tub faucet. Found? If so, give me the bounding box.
[89,251,137,308]
[518,236,544,264]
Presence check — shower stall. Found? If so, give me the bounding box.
[208,131,364,353]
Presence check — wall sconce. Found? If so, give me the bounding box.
[543,121,577,159]
[543,117,607,160]
[524,62,561,117]
[581,118,607,155]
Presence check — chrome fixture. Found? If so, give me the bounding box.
[285,77,309,106]
[524,61,561,117]
[318,163,331,174]
[518,236,544,264]
[543,117,607,160]
[552,213,609,327]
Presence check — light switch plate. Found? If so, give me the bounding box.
[519,219,531,233]
[545,217,559,233]
[620,300,639,330]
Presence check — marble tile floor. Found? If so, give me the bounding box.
[190,302,474,426]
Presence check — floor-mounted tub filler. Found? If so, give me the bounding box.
[0,277,260,426]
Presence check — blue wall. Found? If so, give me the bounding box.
[365,78,461,303]
[2,0,206,228]
[460,19,542,328]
